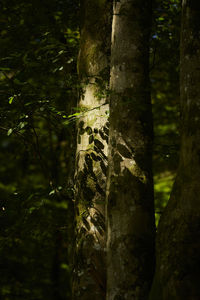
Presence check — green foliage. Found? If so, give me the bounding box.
[0,0,79,299]
[154,172,175,226]
[151,0,181,225]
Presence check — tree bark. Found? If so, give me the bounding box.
[73,1,111,299]
[106,1,155,299]
[149,1,200,299]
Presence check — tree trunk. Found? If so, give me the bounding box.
[149,1,200,299]
[73,1,111,299]
[106,1,155,299]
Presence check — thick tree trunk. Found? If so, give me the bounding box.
[106,1,155,299]
[149,1,200,299]
[73,1,111,299]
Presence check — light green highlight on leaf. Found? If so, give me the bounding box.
[7,128,13,136]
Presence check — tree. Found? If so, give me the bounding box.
[106,1,155,299]
[3,0,198,299]
[149,1,200,299]
[73,1,111,299]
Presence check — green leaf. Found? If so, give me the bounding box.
[49,190,56,195]
[8,96,14,104]
[60,263,69,271]
[19,122,27,129]
[63,120,70,126]
[67,112,81,118]
[0,67,11,71]
[28,207,36,214]
[7,128,13,136]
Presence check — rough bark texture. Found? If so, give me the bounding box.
[106,1,155,299]
[149,1,200,299]
[73,1,111,299]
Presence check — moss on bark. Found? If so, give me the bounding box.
[73,1,111,299]
[106,1,155,299]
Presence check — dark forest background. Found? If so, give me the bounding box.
[0,0,180,299]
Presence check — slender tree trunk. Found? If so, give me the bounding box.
[106,1,155,299]
[73,1,111,299]
[149,1,200,299]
